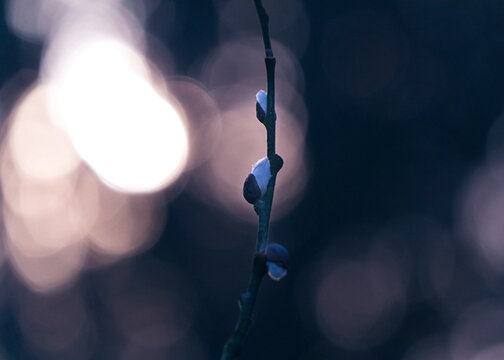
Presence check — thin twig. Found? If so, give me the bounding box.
[219,1,282,359]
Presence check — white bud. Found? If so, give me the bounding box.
[256,90,267,113]
[266,261,288,281]
[264,243,289,281]
[243,174,261,204]
[251,157,271,197]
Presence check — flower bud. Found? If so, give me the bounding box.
[243,156,272,204]
[264,243,289,281]
[252,156,271,194]
[243,174,261,204]
[256,90,267,123]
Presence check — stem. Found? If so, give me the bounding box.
[254,0,273,58]
[220,252,266,360]
[220,1,281,359]
[254,0,277,159]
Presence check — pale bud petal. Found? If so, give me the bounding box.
[251,157,271,196]
[243,174,261,204]
[256,90,267,113]
[264,243,289,281]
[266,261,288,281]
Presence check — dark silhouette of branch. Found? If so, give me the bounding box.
[219,1,285,359]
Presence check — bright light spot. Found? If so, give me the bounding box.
[0,83,170,292]
[8,85,80,181]
[5,214,88,294]
[46,38,188,193]
[1,146,77,218]
[88,182,164,257]
[0,2,175,293]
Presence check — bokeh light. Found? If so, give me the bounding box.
[189,101,308,221]
[450,302,504,360]
[403,335,450,360]
[5,212,87,293]
[200,38,304,105]
[7,84,80,181]
[43,35,187,193]
[165,77,222,171]
[473,344,504,360]
[370,215,456,303]
[0,78,170,292]
[187,37,309,221]
[457,164,504,275]
[464,115,504,275]
[15,287,93,358]
[87,188,165,259]
[6,0,69,43]
[315,257,406,349]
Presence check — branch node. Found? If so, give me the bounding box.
[220,1,281,358]
[269,154,284,174]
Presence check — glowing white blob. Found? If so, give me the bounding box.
[251,156,271,196]
[47,38,188,193]
[256,90,267,113]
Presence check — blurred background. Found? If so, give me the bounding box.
[2,0,504,359]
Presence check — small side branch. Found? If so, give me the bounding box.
[220,0,282,359]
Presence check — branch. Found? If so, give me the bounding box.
[220,252,266,360]
[220,1,285,359]
[253,0,277,159]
